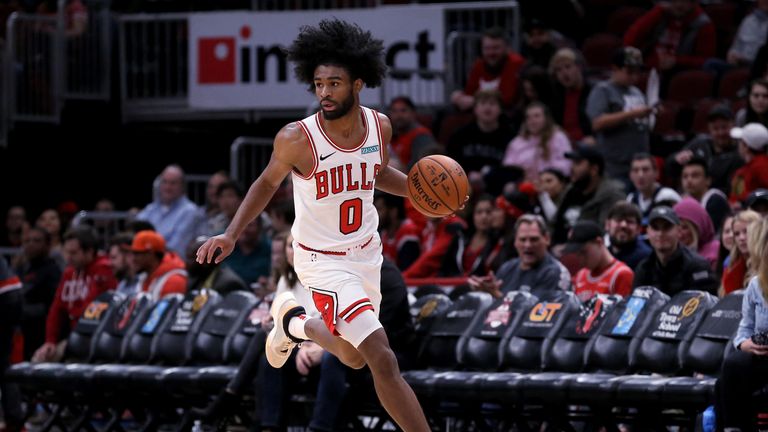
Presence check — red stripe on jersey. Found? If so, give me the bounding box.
[294,121,319,180]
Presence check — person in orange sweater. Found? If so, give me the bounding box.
[130,230,187,300]
[33,227,116,362]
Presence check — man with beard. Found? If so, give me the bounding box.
[552,146,626,245]
[468,214,571,301]
[605,202,651,270]
[196,19,432,432]
[450,26,526,111]
[388,96,438,170]
[108,232,141,295]
[185,237,245,296]
[666,104,743,193]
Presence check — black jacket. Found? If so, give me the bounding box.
[633,246,718,296]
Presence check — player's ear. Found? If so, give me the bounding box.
[354,78,363,92]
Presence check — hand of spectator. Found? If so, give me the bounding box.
[296,342,324,375]
[674,149,693,165]
[631,106,654,119]
[727,51,744,65]
[450,90,475,111]
[31,342,57,363]
[196,233,236,264]
[468,271,502,298]
[740,338,768,356]
[581,136,596,146]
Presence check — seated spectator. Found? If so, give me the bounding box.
[725,0,768,67]
[736,79,768,127]
[537,168,569,226]
[552,146,626,245]
[722,210,761,295]
[0,258,22,432]
[130,230,187,300]
[446,89,515,176]
[502,102,572,183]
[450,27,525,111]
[207,181,244,236]
[717,214,735,279]
[185,237,246,296]
[388,96,438,169]
[626,153,682,225]
[32,227,116,362]
[666,104,743,194]
[375,194,420,271]
[746,189,768,216]
[266,199,295,238]
[107,232,141,296]
[586,47,652,183]
[1,206,28,248]
[36,208,65,270]
[605,202,652,270]
[224,217,271,286]
[564,220,634,302]
[673,197,720,268]
[730,123,768,204]
[401,214,466,279]
[521,18,559,70]
[468,214,571,300]
[513,66,555,120]
[549,48,594,145]
[199,170,231,228]
[633,206,718,296]
[680,158,731,232]
[441,195,502,277]
[624,0,715,72]
[717,216,768,432]
[14,227,61,360]
[136,164,202,253]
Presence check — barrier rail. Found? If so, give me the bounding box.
[71,210,136,249]
[64,0,112,100]
[380,68,446,109]
[250,0,377,9]
[230,136,273,187]
[0,246,21,265]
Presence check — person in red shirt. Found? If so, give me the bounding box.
[388,96,438,170]
[623,0,716,71]
[32,227,116,362]
[729,123,768,204]
[564,220,634,302]
[401,215,467,280]
[450,27,526,111]
[130,230,187,300]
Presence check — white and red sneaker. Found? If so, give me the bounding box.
[265,292,306,368]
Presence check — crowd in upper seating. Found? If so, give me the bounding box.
[3,0,768,430]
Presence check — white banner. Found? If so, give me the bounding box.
[189,6,445,110]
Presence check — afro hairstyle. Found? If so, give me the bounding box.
[286,18,387,91]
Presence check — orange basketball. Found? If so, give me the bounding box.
[407,155,470,218]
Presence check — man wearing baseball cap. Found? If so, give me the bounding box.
[633,206,717,296]
[564,220,634,302]
[131,230,187,300]
[746,189,768,215]
[729,123,768,203]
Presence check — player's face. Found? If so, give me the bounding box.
[314,65,357,120]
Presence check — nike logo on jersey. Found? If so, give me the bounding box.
[319,152,336,161]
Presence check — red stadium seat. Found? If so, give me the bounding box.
[581,33,623,70]
[606,6,646,37]
[718,67,750,100]
[666,70,715,105]
[691,99,728,135]
[436,111,474,145]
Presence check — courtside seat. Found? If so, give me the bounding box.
[431,292,539,400]
[662,291,744,407]
[481,291,580,402]
[614,290,717,406]
[402,292,493,397]
[158,291,258,395]
[522,294,623,405]
[568,286,670,406]
[410,293,453,348]
[7,291,123,394]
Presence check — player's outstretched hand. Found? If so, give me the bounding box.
[196,234,235,264]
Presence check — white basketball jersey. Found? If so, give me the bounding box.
[291,106,383,251]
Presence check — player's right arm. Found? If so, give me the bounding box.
[197,123,309,264]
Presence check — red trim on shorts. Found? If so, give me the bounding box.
[339,298,371,318]
[298,236,374,256]
[343,304,374,323]
[310,287,340,336]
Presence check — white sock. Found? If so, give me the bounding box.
[288,314,309,340]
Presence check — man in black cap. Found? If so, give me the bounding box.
[551,145,625,245]
[746,188,768,216]
[586,46,653,183]
[666,104,743,192]
[633,206,718,296]
[565,220,634,302]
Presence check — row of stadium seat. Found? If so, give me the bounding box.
[403,287,745,429]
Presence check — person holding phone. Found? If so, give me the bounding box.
[717,216,768,431]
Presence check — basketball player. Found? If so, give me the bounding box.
[196,19,430,432]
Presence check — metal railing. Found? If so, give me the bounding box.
[251,0,377,9]
[230,136,273,188]
[65,0,112,100]
[71,210,135,250]
[0,247,21,266]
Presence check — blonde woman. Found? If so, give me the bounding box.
[722,210,762,294]
[718,216,768,431]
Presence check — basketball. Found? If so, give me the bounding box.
[407,155,470,218]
